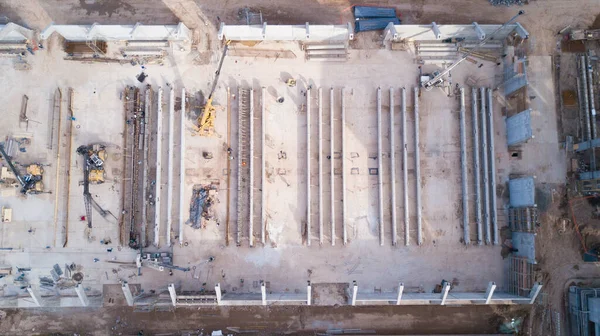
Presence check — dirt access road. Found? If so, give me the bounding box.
[1,0,599,335]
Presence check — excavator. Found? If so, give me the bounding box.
[197,40,231,136]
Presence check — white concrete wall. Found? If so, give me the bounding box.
[384,22,528,42]
[218,22,353,41]
[0,23,33,42]
[40,22,191,42]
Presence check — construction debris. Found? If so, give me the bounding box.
[188,184,219,229]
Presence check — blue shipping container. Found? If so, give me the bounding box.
[354,18,401,33]
[353,6,397,19]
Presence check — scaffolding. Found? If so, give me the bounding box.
[506,256,535,297]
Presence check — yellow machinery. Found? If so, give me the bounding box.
[78,144,106,184]
[197,40,231,136]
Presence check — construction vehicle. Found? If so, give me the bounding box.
[0,144,44,194]
[197,40,231,136]
[77,144,112,228]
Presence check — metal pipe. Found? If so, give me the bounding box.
[414,87,422,245]
[261,87,266,246]
[377,87,384,246]
[330,88,335,246]
[587,55,597,139]
[307,87,311,246]
[166,87,175,247]
[341,88,347,245]
[480,87,491,244]
[249,89,254,247]
[179,88,185,245]
[487,89,498,245]
[459,88,469,245]
[154,87,163,247]
[318,88,323,245]
[390,88,397,246]
[402,88,409,246]
[581,55,592,141]
[472,88,482,245]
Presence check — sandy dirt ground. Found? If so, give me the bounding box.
[1,0,600,335]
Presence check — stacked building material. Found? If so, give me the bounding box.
[353,6,401,33]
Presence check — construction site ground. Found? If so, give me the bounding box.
[0,0,599,335]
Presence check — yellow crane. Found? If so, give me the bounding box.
[198,40,231,136]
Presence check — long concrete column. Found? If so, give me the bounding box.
[75,284,89,307]
[414,88,422,245]
[440,282,451,305]
[402,88,409,246]
[487,89,498,245]
[318,88,324,245]
[472,88,483,245]
[215,283,222,305]
[142,87,151,248]
[168,283,177,306]
[261,281,267,306]
[377,87,384,246]
[351,281,358,306]
[27,286,42,307]
[341,88,347,245]
[484,281,496,304]
[166,87,175,247]
[179,88,185,245]
[396,282,404,305]
[529,283,543,304]
[249,89,255,247]
[154,87,163,247]
[459,88,469,245]
[306,87,311,246]
[307,281,312,305]
[261,88,266,246]
[330,88,336,246]
[122,281,134,306]
[480,87,491,244]
[390,88,397,246]
[587,55,597,139]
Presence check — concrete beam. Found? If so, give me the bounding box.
[26,286,42,307]
[307,281,312,305]
[351,281,358,306]
[306,87,311,246]
[341,88,347,245]
[414,87,422,245]
[402,88,409,246]
[487,89,498,245]
[377,87,384,246]
[261,87,266,245]
[440,282,451,305]
[390,88,397,246]
[473,22,486,40]
[330,88,335,246]
[121,281,134,306]
[179,88,185,245]
[166,87,175,247]
[459,88,469,245]
[75,284,89,307]
[529,283,542,304]
[154,87,163,247]
[261,281,267,306]
[168,283,177,307]
[396,282,404,305]
[587,55,597,140]
[142,87,151,248]
[431,22,442,40]
[215,283,222,305]
[472,88,483,245]
[485,281,496,304]
[318,88,324,245]
[249,89,255,247]
[480,87,491,244]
